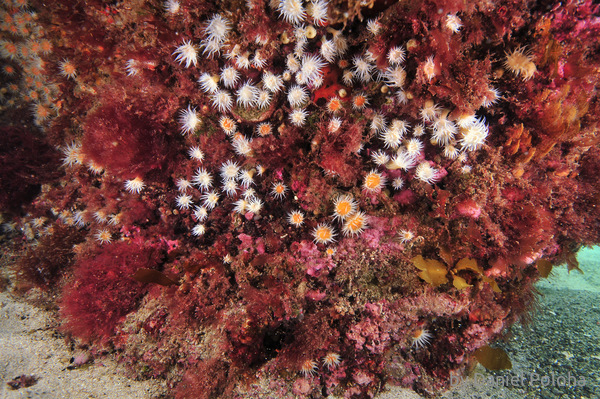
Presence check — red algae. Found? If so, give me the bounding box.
[1,0,600,398]
[80,99,172,179]
[59,241,162,343]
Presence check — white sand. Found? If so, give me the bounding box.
[0,292,167,399]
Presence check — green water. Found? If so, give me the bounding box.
[535,246,600,292]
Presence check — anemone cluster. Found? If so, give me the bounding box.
[161,2,494,251]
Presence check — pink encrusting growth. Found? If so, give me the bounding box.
[3,0,600,398]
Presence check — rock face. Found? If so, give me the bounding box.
[2,0,599,398]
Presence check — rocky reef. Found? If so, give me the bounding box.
[1,0,599,397]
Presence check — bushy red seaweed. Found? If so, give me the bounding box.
[80,91,177,180]
[16,224,85,292]
[59,242,162,342]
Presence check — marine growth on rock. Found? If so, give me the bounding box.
[1,0,599,398]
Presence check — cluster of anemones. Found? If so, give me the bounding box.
[169,9,348,241]
[165,0,516,252]
[308,193,370,247]
[343,40,492,191]
[168,6,370,245]
[300,351,342,377]
[0,2,60,126]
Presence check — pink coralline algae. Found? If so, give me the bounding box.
[1,0,600,398]
[454,198,481,219]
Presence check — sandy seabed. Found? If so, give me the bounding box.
[1,247,599,399]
